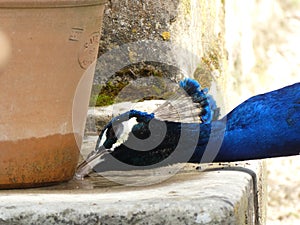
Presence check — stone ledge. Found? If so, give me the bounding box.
[0,137,266,225]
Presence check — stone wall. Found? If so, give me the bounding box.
[94,0,227,114]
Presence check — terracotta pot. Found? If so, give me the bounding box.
[0,0,106,188]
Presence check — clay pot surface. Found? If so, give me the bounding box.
[0,0,106,188]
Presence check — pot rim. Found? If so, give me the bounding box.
[0,0,107,8]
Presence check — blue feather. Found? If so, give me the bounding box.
[179,78,219,123]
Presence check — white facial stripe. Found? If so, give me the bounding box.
[97,129,108,149]
[112,117,138,149]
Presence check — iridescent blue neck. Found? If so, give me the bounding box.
[191,82,300,162]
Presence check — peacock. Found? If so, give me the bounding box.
[75,78,300,179]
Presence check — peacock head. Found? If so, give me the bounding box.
[75,110,155,179]
[96,110,154,151]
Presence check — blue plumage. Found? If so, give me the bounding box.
[179,78,218,123]
[76,78,300,176]
[216,82,300,161]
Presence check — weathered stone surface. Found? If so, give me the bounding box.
[0,135,266,225]
[0,133,266,225]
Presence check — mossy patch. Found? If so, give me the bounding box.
[90,81,129,106]
[90,62,182,107]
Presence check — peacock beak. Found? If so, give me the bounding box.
[74,146,112,180]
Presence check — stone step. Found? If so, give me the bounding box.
[0,137,266,225]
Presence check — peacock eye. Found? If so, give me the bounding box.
[107,126,115,139]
